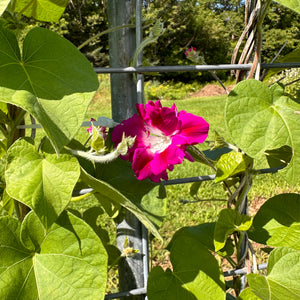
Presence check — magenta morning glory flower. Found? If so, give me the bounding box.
[111,100,209,182]
[86,118,96,134]
[184,47,197,57]
[87,118,107,140]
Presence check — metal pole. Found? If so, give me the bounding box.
[93,62,300,74]
[108,0,137,121]
[136,0,144,104]
[107,1,145,299]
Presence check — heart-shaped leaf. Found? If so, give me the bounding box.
[214,208,252,251]
[0,211,107,299]
[226,80,300,185]
[13,0,68,22]
[0,26,98,152]
[5,138,80,229]
[249,193,300,250]
[147,225,226,300]
[247,247,300,300]
[215,152,253,183]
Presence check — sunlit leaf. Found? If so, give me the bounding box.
[147,224,226,300]
[226,80,300,185]
[238,287,260,299]
[247,247,300,300]
[0,0,10,16]
[0,26,98,152]
[5,138,80,229]
[215,152,253,183]
[249,193,300,250]
[264,47,300,80]
[275,0,300,14]
[214,208,252,251]
[0,211,107,299]
[13,0,68,22]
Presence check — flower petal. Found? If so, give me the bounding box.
[132,148,169,182]
[176,110,209,144]
[150,144,185,175]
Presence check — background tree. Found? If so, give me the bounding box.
[262,2,300,61]
[143,0,242,82]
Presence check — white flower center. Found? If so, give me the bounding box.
[148,132,172,153]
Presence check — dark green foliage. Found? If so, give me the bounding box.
[143,0,240,82]
[262,2,300,61]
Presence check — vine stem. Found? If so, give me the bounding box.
[7,108,27,148]
[77,24,136,50]
[7,105,28,221]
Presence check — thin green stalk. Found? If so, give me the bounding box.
[108,255,122,273]
[226,255,237,268]
[236,173,252,213]
[71,191,95,202]
[77,24,136,50]
[7,108,26,147]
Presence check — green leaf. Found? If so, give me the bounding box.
[0,211,107,299]
[0,0,10,16]
[140,185,167,228]
[71,206,120,266]
[1,189,14,216]
[20,210,45,252]
[13,0,68,22]
[214,208,252,251]
[147,226,226,300]
[238,288,260,299]
[247,247,300,300]
[215,152,253,183]
[80,166,162,240]
[265,145,292,168]
[275,0,300,14]
[226,79,300,185]
[0,26,98,152]
[264,47,300,80]
[96,158,167,229]
[204,147,232,161]
[187,145,216,167]
[0,102,8,113]
[249,193,300,250]
[267,246,298,273]
[190,181,202,198]
[5,138,80,229]
[91,124,105,152]
[169,223,234,257]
